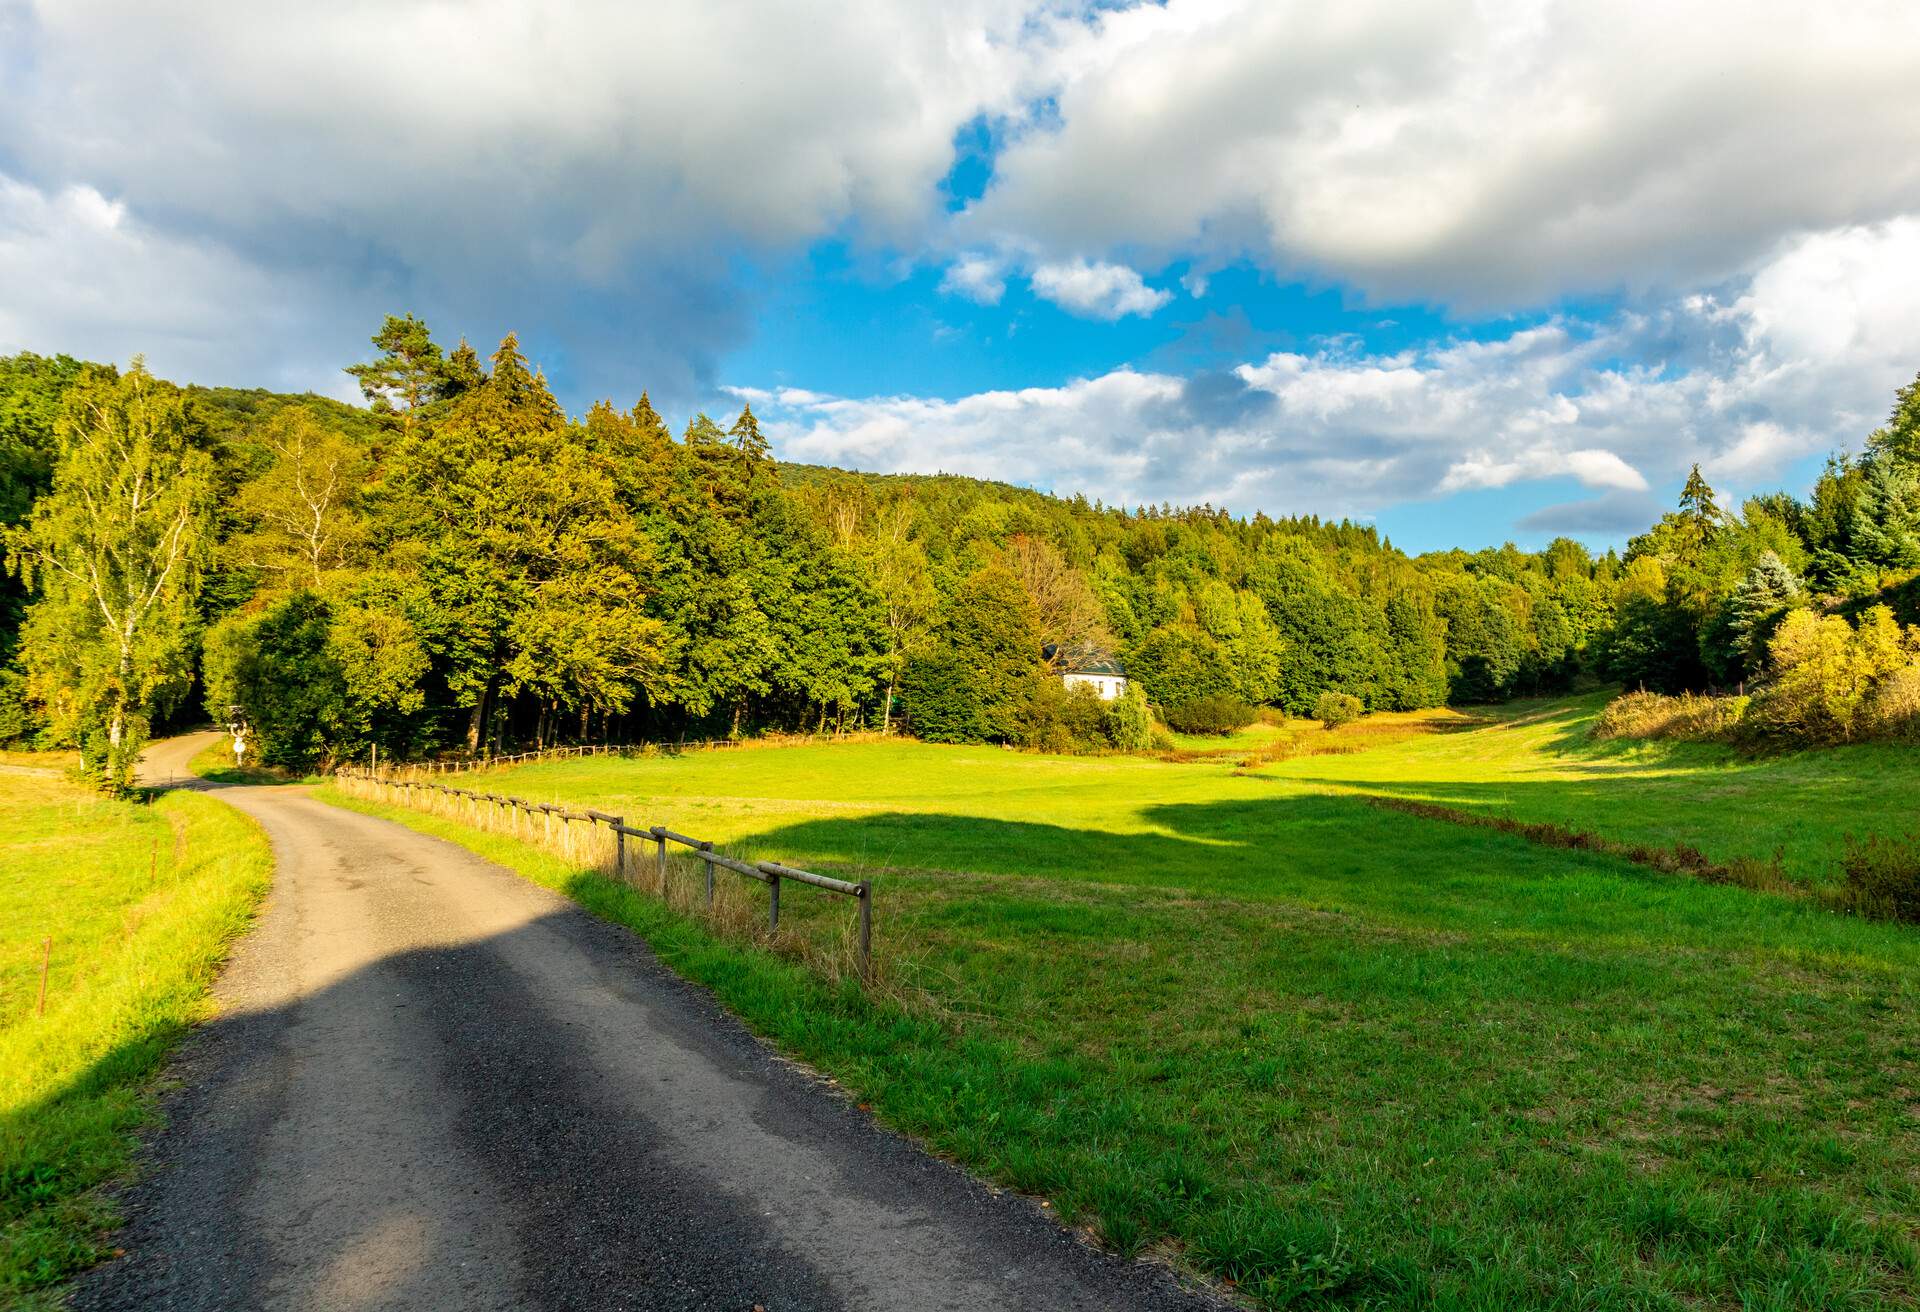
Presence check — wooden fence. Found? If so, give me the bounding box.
[335,766,873,980]
[392,737,744,777]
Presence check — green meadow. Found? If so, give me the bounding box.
[341,696,1920,1309]
[0,764,270,1307]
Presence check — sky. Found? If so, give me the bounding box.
[5,1,1920,553]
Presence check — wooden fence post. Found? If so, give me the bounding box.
[768,868,781,933]
[614,818,626,881]
[652,825,667,894]
[700,840,714,908]
[857,881,872,982]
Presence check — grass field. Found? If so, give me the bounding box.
[0,763,271,1308]
[330,696,1920,1309]
[1265,692,1920,884]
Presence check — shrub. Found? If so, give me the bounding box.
[1148,727,1176,753]
[1312,691,1363,730]
[1863,664,1920,741]
[1837,832,1920,924]
[1744,606,1913,744]
[1021,679,1108,753]
[1165,693,1258,736]
[1103,681,1154,752]
[1591,690,1747,743]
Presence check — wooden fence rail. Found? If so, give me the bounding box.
[335,766,873,981]
[385,738,745,779]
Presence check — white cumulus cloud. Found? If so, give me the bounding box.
[752,218,1920,535]
[1029,259,1171,319]
[965,0,1920,306]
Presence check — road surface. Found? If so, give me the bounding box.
[74,733,1221,1311]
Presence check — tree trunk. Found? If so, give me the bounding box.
[881,672,896,733]
[730,700,744,740]
[465,685,490,754]
[535,701,549,750]
[579,705,590,742]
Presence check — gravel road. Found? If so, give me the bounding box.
[72,733,1224,1312]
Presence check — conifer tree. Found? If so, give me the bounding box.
[345,314,447,435]
[1724,550,1805,677]
[728,403,770,482]
[1850,454,1920,570]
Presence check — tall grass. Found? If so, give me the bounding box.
[0,772,270,1304]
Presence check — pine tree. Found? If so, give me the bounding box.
[1678,464,1725,547]
[344,315,447,434]
[728,403,770,482]
[632,391,670,445]
[1725,550,1805,677]
[440,338,486,401]
[1869,370,1920,468]
[1850,454,1920,571]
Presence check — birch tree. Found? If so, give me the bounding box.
[226,408,367,589]
[5,362,215,786]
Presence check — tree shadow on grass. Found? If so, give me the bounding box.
[728,792,1920,962]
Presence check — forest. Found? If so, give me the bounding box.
[3,316,1919,787]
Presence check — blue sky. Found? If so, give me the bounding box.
[4,0,1920,554]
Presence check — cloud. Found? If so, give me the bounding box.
[1438,447,1648,495]
[938,253,1008,305]
[1029,258,1171,319]
[1516,492,1666,537]
[751,218,1920,530]
[1,0,1050,405]
[0,174,359,396]
[963,0,1920,306]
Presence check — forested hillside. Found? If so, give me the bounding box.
[4,318,1919,784]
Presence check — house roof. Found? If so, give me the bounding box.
[1045,642,1125,676]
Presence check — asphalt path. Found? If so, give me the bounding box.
[72,733,1224,1311]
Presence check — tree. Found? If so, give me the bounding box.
[900,566,1038,743]
[0,353,88,660]
[1002,534,1109,668]
[1716,551,1804,681]
[1850,454,1920,571]
[6,364,216,785]
[225,407,368,590]
[860,502,938,732]
[1870,369,1920,468]
[344,314,448,435]
[727,403,770,484]
[204,591,343,767]
[1678,464,1725,544]
[1125,624,1231,710]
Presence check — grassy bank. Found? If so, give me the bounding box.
[0,765,271,1308]
[328,699,1920,1309]
[1264,692,1920,882]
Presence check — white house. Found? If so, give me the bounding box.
[1058,652,1128,701]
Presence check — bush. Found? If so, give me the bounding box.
[1591,690,1747,743]
[1744,606,1913,744]
[1103,681,1154,752]
[1164,694,1258,736]
[1837,832,1920,924]
[1312,691,1363,730]
[1863,665,1920,741]
[1021,679,1108,753]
